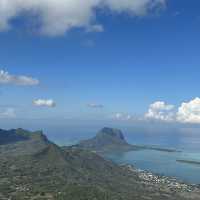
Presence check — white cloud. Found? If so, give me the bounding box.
[88,103,104,108]
[0,70,39,86]
[103,0,165,15]
[145,98,200,124]
[145,101,175,122]
[177,98,200,124]
[113,112,133,121]
[0,108,16,118]
[33,99,56,107]
[110,98,200,124]
[0,0,166,36]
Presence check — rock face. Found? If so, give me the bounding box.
[77,127,136,153]
[96,127,127,144]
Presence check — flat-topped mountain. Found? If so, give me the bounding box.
[95,127,127,144]
[76,127,178,154]
[76,127,138,153]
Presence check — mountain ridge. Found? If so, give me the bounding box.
[0,128,49,157]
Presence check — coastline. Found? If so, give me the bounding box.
[122,164,200,193]
[120,164,200,192]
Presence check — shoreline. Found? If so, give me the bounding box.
[122,164,200,193]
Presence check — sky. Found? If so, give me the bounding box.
[0,0,200,131]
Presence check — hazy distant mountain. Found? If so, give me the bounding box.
[0,128,197,200]
[0,128,29,145]
[76,127,137,153]
[0,128,49,157]
[76,127,177,154]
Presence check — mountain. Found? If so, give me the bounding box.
[0,128,29,145]
[76,127,137,153]
[76,127,178,154]
[0,128,49,157]
[0,128,198,200]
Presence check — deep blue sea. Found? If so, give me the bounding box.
[46,126,200,184]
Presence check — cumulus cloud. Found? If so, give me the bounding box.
[0,0,166,36]
[145,98,200,124]
[88,103,104,108]
[145,101,175,122]
[109,98,200,124]
[0,108,16,118]
[177,98,200,124]
[0,70,39,86]
[33,99,56,107]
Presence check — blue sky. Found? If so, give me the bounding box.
[0,0,200,129]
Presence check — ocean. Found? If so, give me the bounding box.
[105,150,200,184]
[46,126,200,184]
